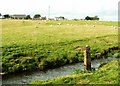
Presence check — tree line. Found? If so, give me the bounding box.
[85,16,99,20]
[0,13,99,20]
[0,13,41,19]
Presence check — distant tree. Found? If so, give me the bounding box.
[25,15,31,19]
[93,16,99,20]
[85,16,91,20]
[3,14,10,18]
[0,13,1,16]
[59,16,65,20]
[33,14,41,18]
[85,16,99,20]
[73,19,78,21]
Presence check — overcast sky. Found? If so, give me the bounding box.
[0,0,119,21]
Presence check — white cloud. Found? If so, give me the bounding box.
[0,0,119,20]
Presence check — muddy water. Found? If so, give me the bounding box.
[2,57,119,84]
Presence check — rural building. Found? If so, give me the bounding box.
[33,17,47,20]
[33,18,40,20]
[11,14,27,19]
[55,16,65,20]
[40,16,46,20]
[48,18,55,20]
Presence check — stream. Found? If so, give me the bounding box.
[2,57,120,85]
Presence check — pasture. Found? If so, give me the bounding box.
[2,19,118,74]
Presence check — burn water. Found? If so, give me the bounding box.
[2,57,120,84]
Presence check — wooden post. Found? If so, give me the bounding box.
[84,45,91,71]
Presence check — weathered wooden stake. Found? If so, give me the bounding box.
[84,45,91,71]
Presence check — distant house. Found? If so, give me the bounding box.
[55,16,65,20]
[40,16,46,20]
[33,18,40,20]
[48,18,55,20]
[33,17,46,20]
[55,17,59,20]
[11,14,27,19]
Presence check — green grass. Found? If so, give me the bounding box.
[2,19,119,74]
[2,20,118,46]
[30,60,119,84]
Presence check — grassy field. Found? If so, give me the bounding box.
[30,60,119,84]
[1,19,119,74]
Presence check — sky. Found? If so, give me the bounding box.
[0,0,119,21]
